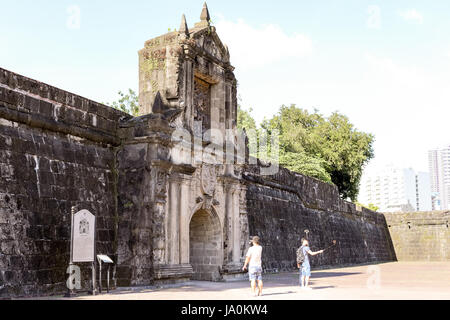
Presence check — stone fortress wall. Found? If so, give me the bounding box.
[384,211,449,261]
[0,66,397,298]
[244,165,397,271]
[0,68,127,297]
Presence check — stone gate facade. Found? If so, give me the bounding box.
[117,4,248,285]
[0,4,398,298]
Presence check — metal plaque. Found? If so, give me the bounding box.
[97,255,114,264]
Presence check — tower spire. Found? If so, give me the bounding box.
[200,2,210,25]
[179,14,189,38]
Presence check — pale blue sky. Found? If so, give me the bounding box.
[2,1,450,173]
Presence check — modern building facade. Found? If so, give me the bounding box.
[428,146,450,210]
[359,166,432,213]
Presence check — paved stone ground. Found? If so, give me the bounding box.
[44,262,450,300]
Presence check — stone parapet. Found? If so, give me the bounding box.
[383,211,450,261]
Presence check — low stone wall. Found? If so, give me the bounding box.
[243,165,397,271]
[383,211,450,261]
[0,68,128,297]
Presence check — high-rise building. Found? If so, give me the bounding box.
[428,146,450,210]
[416,172,432,212]
[431,192,441,211]
[358,165,432,213]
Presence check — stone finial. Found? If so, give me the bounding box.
[179,14,189,38]
[200,2,210,24]
[151,91,183,122]
[224,44,230,60]
[152,91,166,114]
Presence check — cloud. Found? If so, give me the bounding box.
[215,18,313,70]
[399,9,424,24]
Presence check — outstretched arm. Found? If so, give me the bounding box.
[307,249,324,256]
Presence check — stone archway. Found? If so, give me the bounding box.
[189,209,222,281]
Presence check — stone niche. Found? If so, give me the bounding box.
[193,76,212,134]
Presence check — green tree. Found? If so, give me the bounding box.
[279,151,332,183]
[237,106,260,159]
[238,105,333,184]
[262,105,374,201]
[107,89,140,117]
[355,202,380,212]
[314,112,374,200]
[237,106,257,132]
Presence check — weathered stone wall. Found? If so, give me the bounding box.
[0,5,409,300]
[383,211,450,261]
[0,65,399,299]
[0,68,128,297]
[115,142,153,287]
[243,165,397,271]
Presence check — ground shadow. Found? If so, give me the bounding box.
[311,272,361,278]
[260,291,297,297]
[311,286,335,290]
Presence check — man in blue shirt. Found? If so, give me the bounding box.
[297,239,324,290]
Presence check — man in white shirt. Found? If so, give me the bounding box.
[242,236,263,297]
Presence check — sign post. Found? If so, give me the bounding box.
[67,208,97,296]
[65,206,78,298]
[97,255,114,293]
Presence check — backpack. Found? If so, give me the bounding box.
[296,245,306,264]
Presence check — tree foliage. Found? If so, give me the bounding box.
[237,106,257,132]
[355,202,380,212]
[279,151,332,183]
[239,104,375,201]
[107,89,140,117]
[237,106,260,158]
